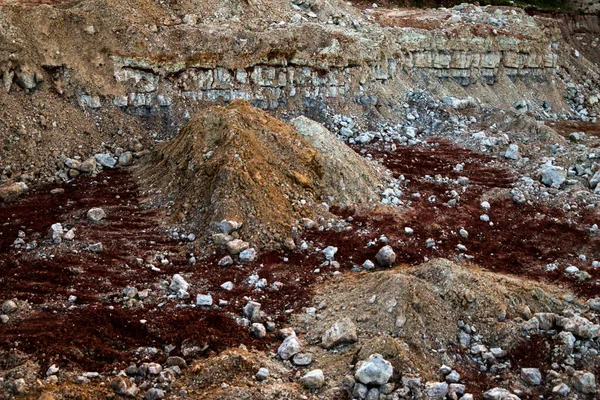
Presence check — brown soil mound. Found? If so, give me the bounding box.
[290,258,580,397]
[291,116,385,206]
[142,99,383,248]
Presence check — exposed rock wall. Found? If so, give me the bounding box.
[107,45,558,112]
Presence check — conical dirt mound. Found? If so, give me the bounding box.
[142,100,383,248]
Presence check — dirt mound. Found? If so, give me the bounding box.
[290,258,576,394]
[291,116,386,206]
[142,99,384,248]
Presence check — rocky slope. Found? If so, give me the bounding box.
[0,0,599,399]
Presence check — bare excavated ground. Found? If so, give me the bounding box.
[0,137,598,391]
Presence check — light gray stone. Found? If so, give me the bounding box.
[87,207,106,222]
[355,354,393,385]
[196,294,213,306]
[425,382,449,400]
[483,387,521,400]
[571,371,596,394]
[520,368,542,385]
[278,334,302,360]
[299,369,325,389]
[292,352,312,366]
[95,153,117,168]
[321,317,358,348]
[540,165,566,188]
[256,367,269,381]
[239,248,257,263]
[375,245,396,267]
[251,323,267,338]
[217,220,242,234]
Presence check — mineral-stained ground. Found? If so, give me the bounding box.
[0,0,599,399]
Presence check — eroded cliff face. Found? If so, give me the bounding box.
[0,0,598,183]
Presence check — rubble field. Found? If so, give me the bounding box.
[0,0,599,399]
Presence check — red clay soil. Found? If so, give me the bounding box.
[548,120,600,145]
[340,139,600,297]
[0,169,346,373]
[1,139,598,376]
[0,170,271,372]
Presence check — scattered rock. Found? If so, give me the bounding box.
[0,182,28,202]
[87,207,106,222]
[300,369,325,389]
[239,248,257,263]
[520,368,542,386]
[144,388,165,400]
[217,220,242,234]
[169,274,190,299]
[278,334,302,360]
[243,301,262,322]
[118,152,134,166]
[425,382,449,400]
[375,245,396,267]
[256,367,269,381]
[251,323,267,338]
[571,371,596,394]
[321,317,358,348]
[354,353,393,385]
[95,153,117,168]
[483,387,521,400]
[504,144,520,160]
[196,294,213,306]
[323,246,338,261]
[552,383,570,396]
[540,165,566,188]
[2,299,18,314]
[226,239,249,255]
[292,352,313,366]
[218,255,234,267]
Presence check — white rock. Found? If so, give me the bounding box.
[196,294,213,306]
[217,220,242,234]
[278,334,302,360]
[322,246,338,261]
[169,274,189,293]
[425,382,449,400]
[571,371,596,394]
[87,207,106,222]
[299,369,325,389]
[375,245,396,267]
[483,388,521,400]
[354,354,393,385]
[504,144,520,160]
[256,367,269,381]
[540,165,566,188]
[239,248,257,263]
[521,368,542,385]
